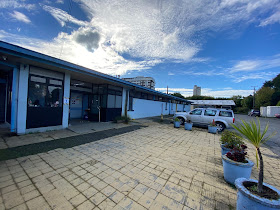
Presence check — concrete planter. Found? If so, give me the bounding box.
[235,178,280,209]
[208,126,217,134]
[222,155,254,185]
[221,144,231,155]
[184,122,193,131]
[174,121,180,128]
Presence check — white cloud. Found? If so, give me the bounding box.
[230,60,260,72]
[2,0,280,76]
[0,30,160,75]
[42,5,87,27]
[259,6,280,26]
[156,87,253,98]
[0,1,35,10]
[10,11,31,24]
[229,55,280,73]
[232,71,279,83]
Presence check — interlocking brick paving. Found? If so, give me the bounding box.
[0,123,279,210]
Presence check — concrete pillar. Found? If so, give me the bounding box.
[62,73,70,128]
[10,67,19,132]
[17,64,29,134]
[121,88,129,116]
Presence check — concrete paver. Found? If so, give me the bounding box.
[0,121,279,210]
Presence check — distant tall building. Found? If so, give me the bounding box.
[193,85,201,96]
[122,76,155,90]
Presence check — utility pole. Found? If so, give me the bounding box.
[251,86,258,109]
[167,86,168,94]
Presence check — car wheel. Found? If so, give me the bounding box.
[216,122,225,132]
[178,117,185,125]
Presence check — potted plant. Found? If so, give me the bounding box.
[232,119,280,209]
[184,120,193,131]
[208,119,217,134]
[174,117,181,128]
[222,145,254,185]
[220,131,244,155]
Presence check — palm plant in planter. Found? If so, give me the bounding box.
[174,117,181,128]
[232,119,279,209]
[208,119,217,134]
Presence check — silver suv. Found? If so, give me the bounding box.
[173,108,235,132]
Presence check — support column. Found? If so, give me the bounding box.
[121,88,129,116]
[62,73,70,128]
[17,64,29,134]
[10,67,19,132]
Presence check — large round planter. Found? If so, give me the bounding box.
[221,144,231,155]
[208,126,217,134]
[222,155,254,185]
[174,121,180,128]
[235,178,280,209]
[184,122,193,131]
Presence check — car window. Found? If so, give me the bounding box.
[204,110,217,116]
[219,111,233,117]
[190,109,202,115]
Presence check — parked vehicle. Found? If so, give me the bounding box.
[173,108,235,132]
[248,109,260,117]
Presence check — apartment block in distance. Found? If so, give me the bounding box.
[193,85,201,96]
[122,76,155,90]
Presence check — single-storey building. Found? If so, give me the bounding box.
[0,41,191,134]
[189,100,235,110]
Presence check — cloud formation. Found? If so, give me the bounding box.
[42,5,87,27]
[229,55,280,73]
[10,11,31,24]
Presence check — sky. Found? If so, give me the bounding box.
[1,0,280,98]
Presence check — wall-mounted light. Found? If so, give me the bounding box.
[2,56,7,61]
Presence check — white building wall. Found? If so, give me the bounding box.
[127,98,190,119]
[267,106,280,117]
[260,107,267,117]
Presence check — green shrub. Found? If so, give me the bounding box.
[174,117,180,122]
[235,107,249,114]
[220,130,244,149]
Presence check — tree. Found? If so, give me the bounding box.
[171,92,185,99]
[185,95,215,100]
[231,95,243,107]
[241,95,253,109]
[255,87,275,108]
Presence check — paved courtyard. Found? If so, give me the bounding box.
[0,122,279,210]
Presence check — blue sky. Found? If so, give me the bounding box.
[1,0,280,97]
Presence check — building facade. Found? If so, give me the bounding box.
[122,76,155,90]
[193,85,201,96]
[0,41,190,134]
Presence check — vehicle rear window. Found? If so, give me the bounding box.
[204,110,217,116]
[219,111,233,117]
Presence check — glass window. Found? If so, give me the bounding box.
[47,86,62,107]
[129,95,133,111]
[219,111,233,117]
[28,82,47,107]
[165,102,168,110]
[116,96,122,108]
[190,109,202,115]
[204,109,217,116]
[107,94,115,108]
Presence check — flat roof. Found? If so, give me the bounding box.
[189,100,236,106]
[0,41,190,103]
